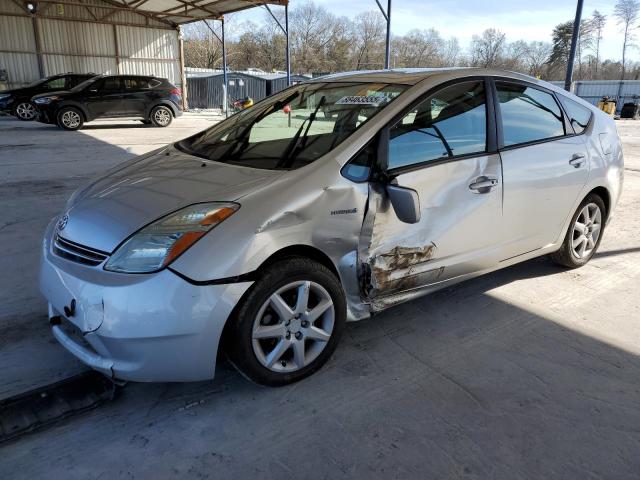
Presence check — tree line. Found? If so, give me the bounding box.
[183,0,640,81]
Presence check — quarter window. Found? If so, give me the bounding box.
[388,81,487,170]
[496,82,565,146]
[557,95,592,134]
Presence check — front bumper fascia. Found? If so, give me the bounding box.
[39,218,253,382]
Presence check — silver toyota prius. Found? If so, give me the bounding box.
[40,68,624,386]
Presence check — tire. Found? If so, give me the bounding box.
[550,194,607,268]
[149,105,173,127]
[56,107,84,131]
[14,101,37,121]
[227,257,346,386]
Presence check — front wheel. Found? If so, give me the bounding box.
[227,257,346,386]
[149,105,172,127]
[14,101,37,121]
[550,194,606,268]
[57,107,84,131]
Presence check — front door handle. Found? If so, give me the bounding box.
[569,154,586,168]
[469,176,499,194]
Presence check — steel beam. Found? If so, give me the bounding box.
[564,0,584,91]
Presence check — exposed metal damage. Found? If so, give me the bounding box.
[357,183,442,312]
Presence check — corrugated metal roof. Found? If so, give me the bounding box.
[30,0,287,26]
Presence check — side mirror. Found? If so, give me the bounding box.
[386,184,421,224]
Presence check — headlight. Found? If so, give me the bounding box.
[0,93,11,100]
[34,96,60,104]
[104,202,239,273]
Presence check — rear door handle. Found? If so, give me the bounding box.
[469,176,499,193]
[569,154,586,168]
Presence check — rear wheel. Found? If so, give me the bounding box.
[227,257,346,386]
[550,194,606,268]
[57,107,84,131]
[14,101,37,121]
[150,105,172,127]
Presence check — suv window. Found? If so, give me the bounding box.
[44,77,66,90]
[101,77,123,92]
[496,82,565,146]
[122,77,150,90]
[557,95,592,134]
[388,80,487,170]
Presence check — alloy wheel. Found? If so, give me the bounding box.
[571,202,602,259]
[60,110,81,129]
[251,280,335,373]
[153,108,171,126]
[16,102,37,120]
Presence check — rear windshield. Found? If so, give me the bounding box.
[176,81,408,170]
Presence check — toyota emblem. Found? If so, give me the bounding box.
[57,214,69,231]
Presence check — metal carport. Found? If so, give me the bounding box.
[0,0,288,110]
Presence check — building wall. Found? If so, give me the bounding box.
[0,0,181,89]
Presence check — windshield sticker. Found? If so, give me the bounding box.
[336,95,388,106]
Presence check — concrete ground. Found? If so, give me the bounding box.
[1,114,640,479]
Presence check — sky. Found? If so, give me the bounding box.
[226,0,638,62]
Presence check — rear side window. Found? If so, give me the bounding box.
[388,80,487,170]
[558,95,592,134]
[496,82,565,146]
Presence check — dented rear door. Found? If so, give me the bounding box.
[360,79,503,302]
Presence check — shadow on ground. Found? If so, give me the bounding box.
[2,255,640,479]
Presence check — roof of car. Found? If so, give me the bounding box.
[315,68,542,86]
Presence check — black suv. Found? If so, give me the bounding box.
[0,73,95,121]
[32,74,183,130]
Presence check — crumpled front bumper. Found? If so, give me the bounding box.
[39,218,253,382]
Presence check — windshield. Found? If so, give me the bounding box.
[25,77,49,88]
[176,81,408,170]
[71,77,99,92]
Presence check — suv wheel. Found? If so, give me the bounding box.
[57,107,84,131]
[550,194,606,268]
[150,106,172,127]
[14,101,37,121]
[227,257,346,386]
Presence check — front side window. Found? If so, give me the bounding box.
[497,82,565,146]
[44,77,65,90]
[387,81,487,170]
[101,77,123,92]
[177,82,407,170]
[557,95,592,134]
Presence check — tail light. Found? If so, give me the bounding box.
[170,88,182,96]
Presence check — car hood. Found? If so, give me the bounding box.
[58,146,284,253]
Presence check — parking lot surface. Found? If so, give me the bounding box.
[1,115,640,478]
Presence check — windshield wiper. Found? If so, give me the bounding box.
[277,95,326,168]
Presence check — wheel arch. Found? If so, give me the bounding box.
[57,102,90,121]
[587,186,611,219]
[216,244,344,357]
[146,100,178,119]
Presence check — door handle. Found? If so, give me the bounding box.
[469,176,499,194]
[569,154,586,168]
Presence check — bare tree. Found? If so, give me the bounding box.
[351,11,385,69]
[591,10,607,75]
[470,29,506,68]
[614,0,640,78]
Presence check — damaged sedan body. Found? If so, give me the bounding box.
[40,68,624,386]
